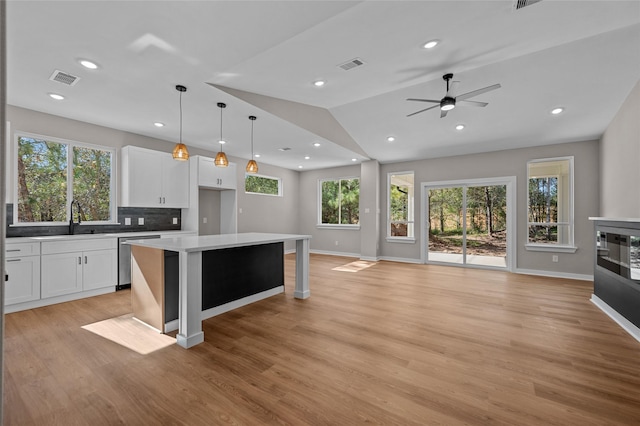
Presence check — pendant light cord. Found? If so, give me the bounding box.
[179,91,183,144]
[250,119,254,157]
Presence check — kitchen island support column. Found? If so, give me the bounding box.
[294,238,310,299]
[176,251,204,348]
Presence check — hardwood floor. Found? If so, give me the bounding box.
[4,254,640,425]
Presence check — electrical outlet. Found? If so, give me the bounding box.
[239,207,243,214]
[552,255,559,263]
[203,217,207,224]
[138,217,144,225]
[335,241,339,246]
[124,217,131,226]
[172,217,178,225]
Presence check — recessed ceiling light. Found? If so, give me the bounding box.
[298,165,303,169]
[79,59,98,69]
[455,124,465,130]
[313,80,325,87]
[154,122,164,127]
[313,142,321,147]
[48,93,65,100]
[304,156,310,160]
[551,107,564,115]
[351,158,357,162]
[219,140,226,145]
[254,154,261,158]
[387,136,395,142]
[422,40,439,49]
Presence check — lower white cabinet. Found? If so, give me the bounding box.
[5,242,41,305]
[41,238,117,298]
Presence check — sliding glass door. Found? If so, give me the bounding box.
[424,177,514,270]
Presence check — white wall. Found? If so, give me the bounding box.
[600,79,640,218]
[299,139,599,276]
[298,164,361,256]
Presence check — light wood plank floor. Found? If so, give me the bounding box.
[4,254,640,425]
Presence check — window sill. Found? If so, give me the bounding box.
[386,237,416,244]
[525,244,578,253]
[316,224,360,230]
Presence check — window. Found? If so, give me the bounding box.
[527,157,574,250]
[319,177,359,225]
[245,174,282,196]
[388,172,414,239]
[15,134,115,224]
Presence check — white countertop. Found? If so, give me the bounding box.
[6,230,195,243]
[125,232,311,253]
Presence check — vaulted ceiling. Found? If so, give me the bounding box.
[7,1,640,170]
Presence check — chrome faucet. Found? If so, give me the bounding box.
[69,199,82,235]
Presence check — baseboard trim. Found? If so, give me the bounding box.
[164,286,285,333]
[379,256,423,264]
[359,256,380,262]
[310,249,360,258]
[591,294,640,343]
[515,268,593,282]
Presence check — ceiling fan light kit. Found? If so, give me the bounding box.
[407,73,501,118]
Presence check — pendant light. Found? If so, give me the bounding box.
[214,102,229,167]
[172,85,189,161]
[246,115,258,173]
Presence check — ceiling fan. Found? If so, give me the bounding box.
[407,73,501,118]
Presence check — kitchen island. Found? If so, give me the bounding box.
[127,233,311,348]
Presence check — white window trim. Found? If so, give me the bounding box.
[317,176,360,227]
[525,156,575,251]
[244,173,283,197]
[387,170,415,239]
[12,131,118,226]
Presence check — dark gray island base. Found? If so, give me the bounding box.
[164,242,284,324]
[129,233,311,348]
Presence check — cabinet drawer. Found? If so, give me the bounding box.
[5,242,40,258]
[42,238,117,255]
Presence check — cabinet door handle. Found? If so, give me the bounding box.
[159,196,162,204]
[162,197,166,204]
[78,257,82,265]
[84,256,88,264]
[6,259,20,262]
[7,249,20,252]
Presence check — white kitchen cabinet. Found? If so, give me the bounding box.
[121,146,189,208]
[197,156,237,190]
[4,242,40,305]
[41,238,117,298]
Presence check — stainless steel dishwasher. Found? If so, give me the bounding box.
[118,234,161,290]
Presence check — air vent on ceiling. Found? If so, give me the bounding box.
[513,0,542,10]
[338,58,365,71]
[278,147,292,152]
[49,70,80,86]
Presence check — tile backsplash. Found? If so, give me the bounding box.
[6,204,181,238]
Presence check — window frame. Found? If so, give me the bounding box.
[387,171,415,242]
[12,131,117,226]
[525,156,576,253]
[317,176,360,229]
[244,173,283,197]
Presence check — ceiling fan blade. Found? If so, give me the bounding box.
[440,109,449,118]
[446,81,460,97]
[406,98,440,103]
[458,100,488,107]
[407,104,440,117]
[456,83,501,101]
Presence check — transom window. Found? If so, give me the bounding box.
[319,177,359,226]
[388,172,414,239]
[15,134,116,224]
[245,173,282,196]
[527,157,574,250]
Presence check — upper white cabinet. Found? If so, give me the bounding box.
[121,146,189,208]
[197,156,237,190]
